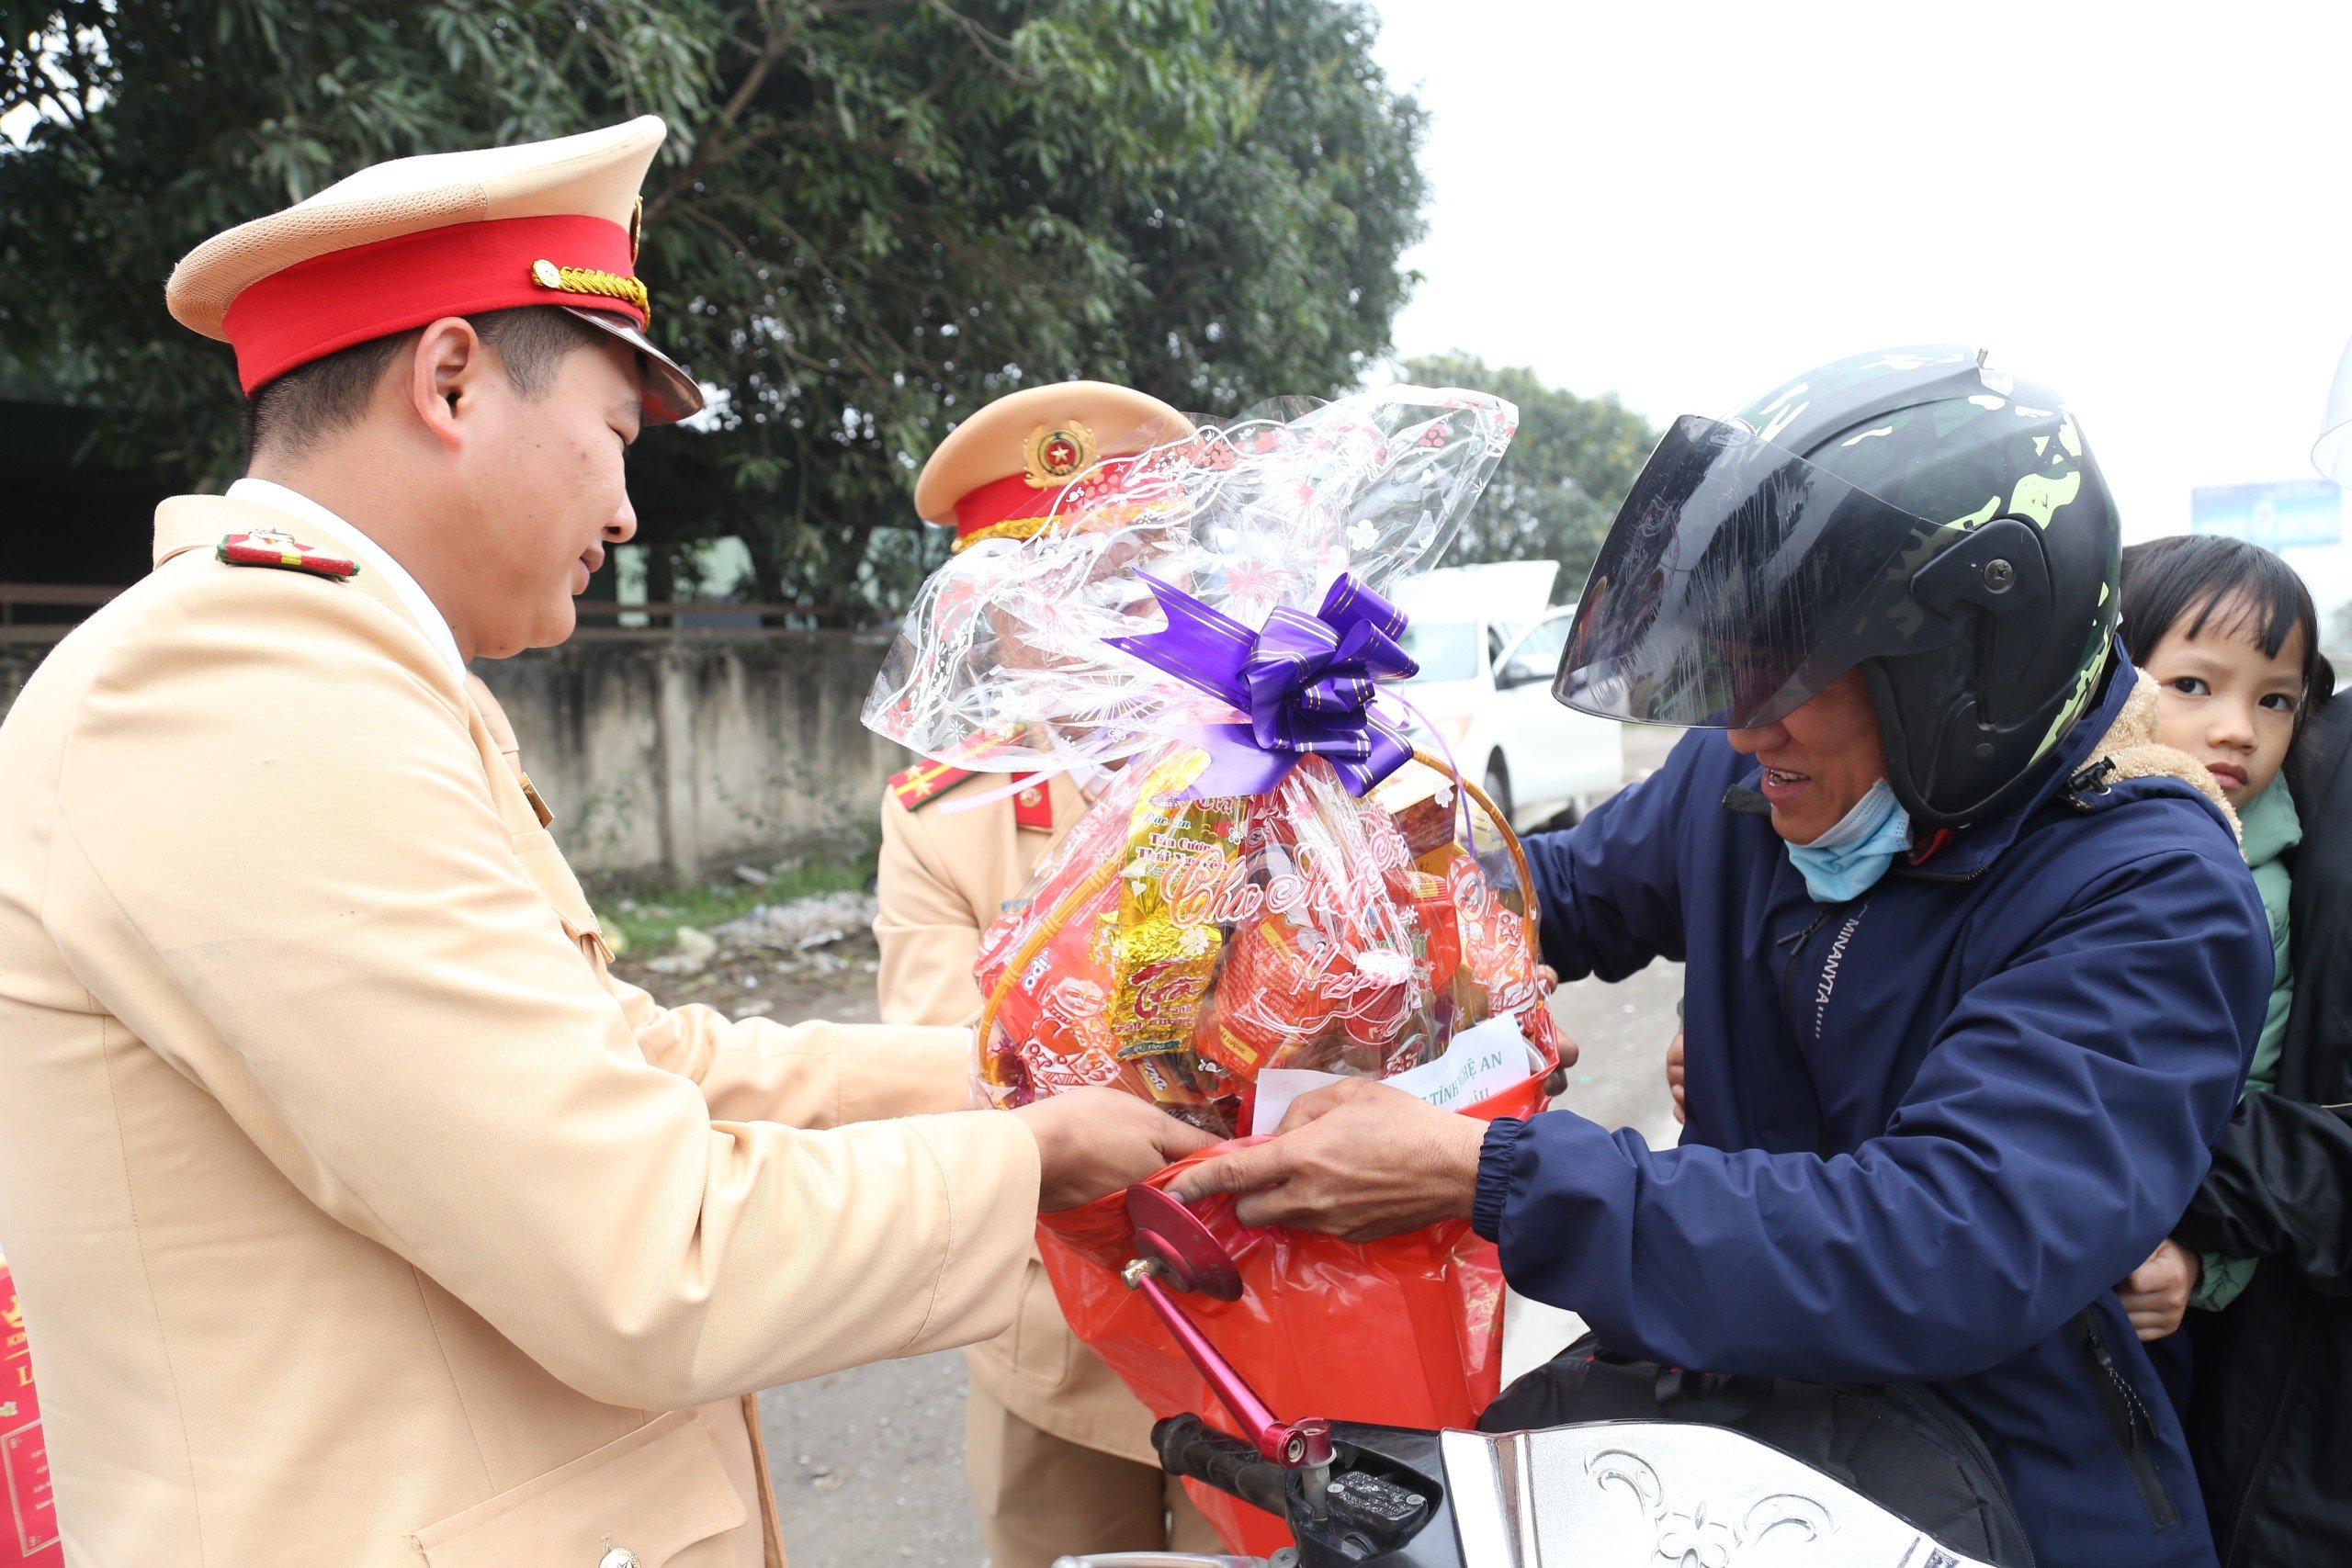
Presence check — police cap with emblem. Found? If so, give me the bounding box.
[165,117,701,424]
[914,381,1193,552]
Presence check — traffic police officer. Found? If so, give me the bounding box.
[0,122,1207,1566]
[876,382,1219,1566]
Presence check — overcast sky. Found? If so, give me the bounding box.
[1367,1,2352,600]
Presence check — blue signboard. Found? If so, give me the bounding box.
[2190,479,2344,550]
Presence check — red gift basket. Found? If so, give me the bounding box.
[980,750,1555,1553]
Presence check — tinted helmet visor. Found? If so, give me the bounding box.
[1555,414,1947,728]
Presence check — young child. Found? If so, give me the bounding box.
[2113,533,2331,1339]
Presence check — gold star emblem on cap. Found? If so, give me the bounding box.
[1023,421,1098,489]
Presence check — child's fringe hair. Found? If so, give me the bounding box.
[2119,535,2334,728]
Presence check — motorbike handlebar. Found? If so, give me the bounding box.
[1152,1414,1291,1518]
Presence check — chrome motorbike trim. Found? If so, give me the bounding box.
[1443,1426,1532,1566]
[1442,1418,2002,1567]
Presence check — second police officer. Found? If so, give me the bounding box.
[876,380,1222,1567]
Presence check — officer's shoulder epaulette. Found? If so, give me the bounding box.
[216,529,360,581]
[888,759,981,811]
[890,728,1048,814]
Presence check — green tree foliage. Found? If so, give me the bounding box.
[1402,352,1657,597]
[2,1,1425,623]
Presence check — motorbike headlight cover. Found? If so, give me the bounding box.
[1553,414,1949,730]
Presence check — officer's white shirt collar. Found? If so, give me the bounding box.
[225,478,466,677]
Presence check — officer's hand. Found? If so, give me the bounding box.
[1666,1029,1686,1124]
[1167,1079,1486,1243]
[2117,1239,2200,1341]
[1012,1089,1219,1212]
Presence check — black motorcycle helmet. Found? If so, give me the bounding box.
[1553,346,2120,829]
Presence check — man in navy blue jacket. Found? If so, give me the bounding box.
[1180,347,2270,1567]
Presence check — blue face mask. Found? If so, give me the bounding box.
[1785,778,1912,904]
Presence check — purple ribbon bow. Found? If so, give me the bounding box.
[1105,572,1420,798]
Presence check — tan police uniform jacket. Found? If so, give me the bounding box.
[875,773,1159,1463]
[0,494,1040,1568]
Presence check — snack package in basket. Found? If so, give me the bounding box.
[865,385,1548,1550]
[969,742,1560,1139]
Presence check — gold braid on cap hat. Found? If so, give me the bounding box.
[953,495,1185,553]
[530,259,650,322]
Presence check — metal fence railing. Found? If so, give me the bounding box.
[0,584,122,643]
[569,602,817,639]
[0,587,830,646]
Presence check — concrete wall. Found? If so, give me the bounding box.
[476,633,910,878]
[0,632,910,881]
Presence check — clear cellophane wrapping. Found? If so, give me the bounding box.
[865,387,1520,783]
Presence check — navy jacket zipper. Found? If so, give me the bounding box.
[2072,1308,2179,1529]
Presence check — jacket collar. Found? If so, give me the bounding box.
[2238,770,2301,870]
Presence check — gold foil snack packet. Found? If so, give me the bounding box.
[1106,749,1246,1127]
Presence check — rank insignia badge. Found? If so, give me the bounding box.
[1012,776,1053,831]
[888,759,978,810]
[215,530,361,581]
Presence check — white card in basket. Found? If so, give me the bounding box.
[1250,1014,1542,1137]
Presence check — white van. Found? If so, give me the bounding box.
[1389,561,1624,829]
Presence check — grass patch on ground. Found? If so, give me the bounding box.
[587,843,877,959]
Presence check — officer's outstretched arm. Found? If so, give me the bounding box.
[619,775,1010,1125]
[606,973,979,1126]
[50,572,1040,1408]
[462,669,978,1128]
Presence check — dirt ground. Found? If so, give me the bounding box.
[616,938,888,1030]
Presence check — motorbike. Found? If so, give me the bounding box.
[1051,1186,2007,1568]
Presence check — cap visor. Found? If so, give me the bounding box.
[560,306,704,425]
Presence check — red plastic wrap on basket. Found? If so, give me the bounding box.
[1037,1066,1548,1557]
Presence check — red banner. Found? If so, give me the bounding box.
[0,1255,60,1567]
